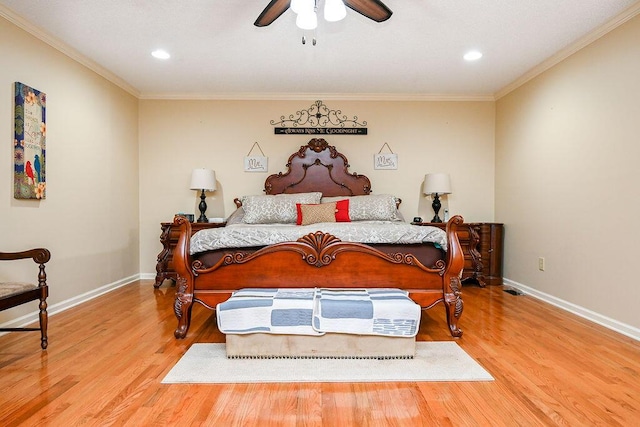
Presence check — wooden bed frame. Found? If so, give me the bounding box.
[171,139,465,339]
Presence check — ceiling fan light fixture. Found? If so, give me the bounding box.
[324,0,347,22]
[291,0,314,15]
[296,10,318,30]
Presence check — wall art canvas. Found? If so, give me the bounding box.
[14,82,46,199]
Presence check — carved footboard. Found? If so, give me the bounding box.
[171,215,465,339]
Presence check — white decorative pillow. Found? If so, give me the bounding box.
[321,194,400,221]
[241,192,323,224]
[226,207,245,225]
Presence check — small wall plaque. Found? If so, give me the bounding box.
[374,143,398,170]
[244,142,268,172]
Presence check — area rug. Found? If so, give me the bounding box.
[162,342,493,384]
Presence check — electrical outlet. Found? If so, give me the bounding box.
[538,257,545,271]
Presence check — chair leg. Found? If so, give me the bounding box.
[39,298,48,349]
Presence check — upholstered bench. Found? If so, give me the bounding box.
[217,288,420,359]
[0,248,51,349]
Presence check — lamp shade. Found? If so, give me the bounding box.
[190,168,217,191]
[423,173,451,195]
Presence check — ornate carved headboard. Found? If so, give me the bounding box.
[264,138,371,197]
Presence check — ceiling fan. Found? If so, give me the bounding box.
[254,0,392,27]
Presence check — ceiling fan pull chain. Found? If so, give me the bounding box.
[300,23,318,46]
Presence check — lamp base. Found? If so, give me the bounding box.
[197,189,208,223]
[431,193,443,223]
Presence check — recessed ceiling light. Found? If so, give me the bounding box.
[151,49,170,60]
[463,51,483,61]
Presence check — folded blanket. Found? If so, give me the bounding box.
[217,288,323,336]
[312,289,421,337]
[216,288,420,337]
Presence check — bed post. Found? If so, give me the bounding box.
[443,215,465,337]
[172,216,195,339]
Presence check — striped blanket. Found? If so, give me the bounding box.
[216,288,421,337]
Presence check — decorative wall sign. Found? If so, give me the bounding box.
[275,127,367,135]
[271,100,367,135]
[14,82,46,199]
[244,141,268,172]
[374,142,398,170]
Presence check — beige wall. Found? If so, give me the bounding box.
[0,17,140,323]
[496,14,640,328]
[139,100,495,275]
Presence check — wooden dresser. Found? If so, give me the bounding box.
[415,222,504,286]
[473,223,505,286]
[154,221,226,288]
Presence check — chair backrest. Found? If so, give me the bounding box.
[0,248,51,349]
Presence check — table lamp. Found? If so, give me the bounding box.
[423,173,451,223]
[190,168,217,223]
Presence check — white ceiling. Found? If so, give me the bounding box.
[1,0,639,99]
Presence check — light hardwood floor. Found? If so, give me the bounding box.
[1,281,639,426]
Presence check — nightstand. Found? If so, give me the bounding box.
[414,222,504,286]
[154,221,226,288]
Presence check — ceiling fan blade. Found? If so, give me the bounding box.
[343,0,392,22]
[254,0,291,27]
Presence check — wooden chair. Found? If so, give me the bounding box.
[0,248,51,349]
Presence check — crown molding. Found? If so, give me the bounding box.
[495,2,640,100]
[138,92,496,102]
[1,4,140,97]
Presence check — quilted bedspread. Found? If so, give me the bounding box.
[190,221,447,255]
[216,288,421,337]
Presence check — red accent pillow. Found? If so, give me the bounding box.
[335,199,351,222]
[296,203,305,225]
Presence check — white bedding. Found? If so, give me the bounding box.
[190,221,447,255]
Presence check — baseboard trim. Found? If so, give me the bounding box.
[504,278,640,342]
[6,274,638,342]
[0,274,140,331]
